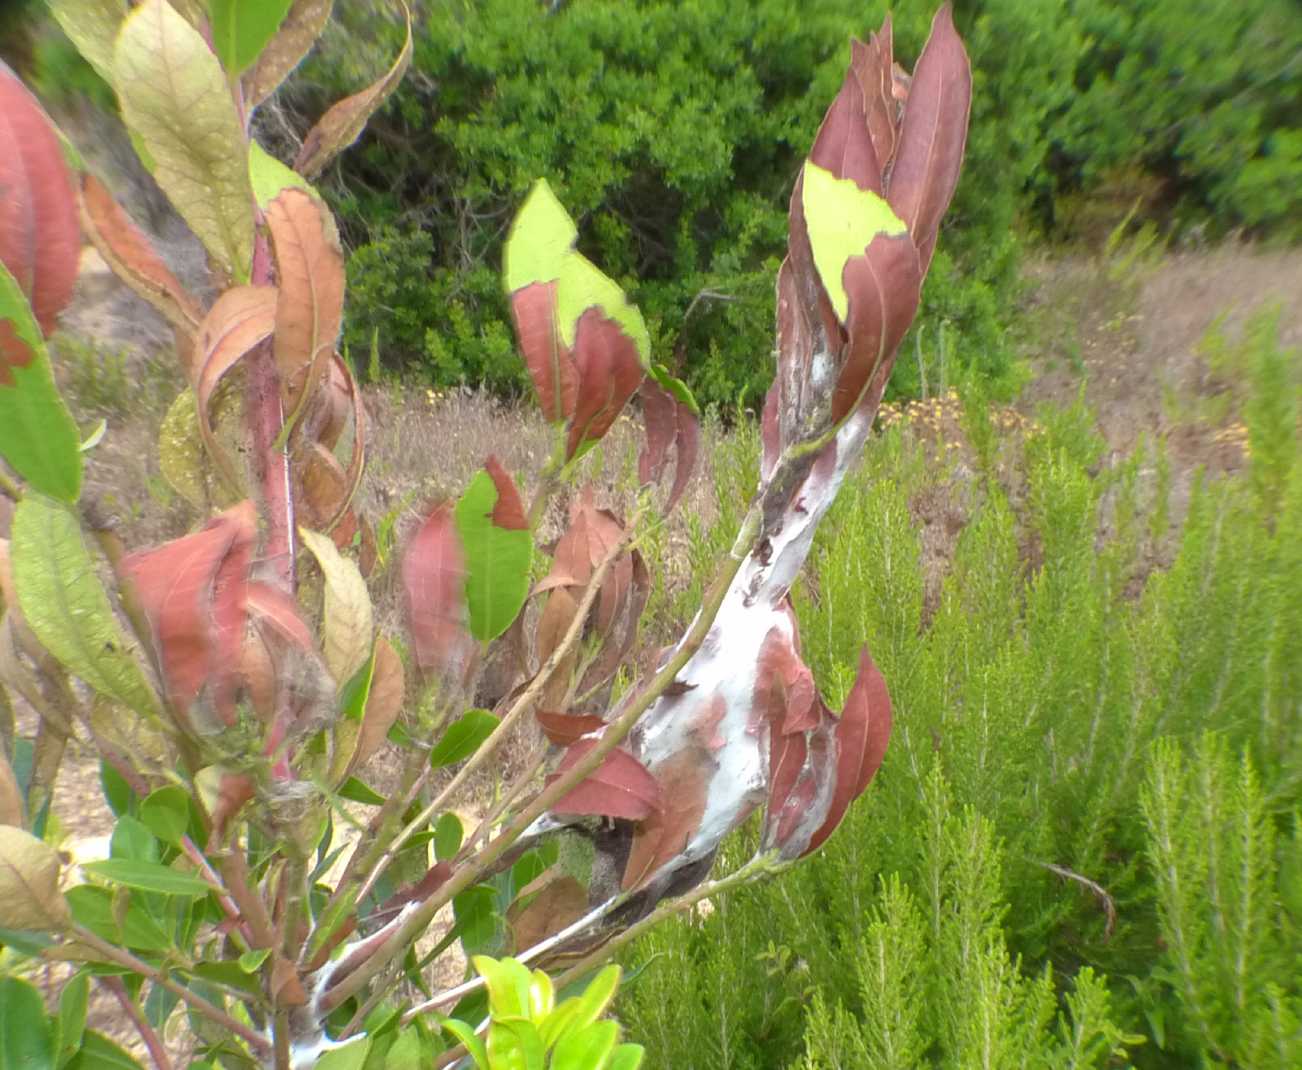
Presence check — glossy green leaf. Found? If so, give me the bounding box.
[383,1028,425,1069]
[338,775,385,805]
[54,971,89,1069]
[82,858,213,897]
[114,0,256,280]
[11,494,160,716]
[487,1020,545,1070]
[0,825,70,930]
[188,961,262,996]
[47,0,127,86]
[474,955,533,1021]
[0,977,53,1070]
[138,785,191,848]
[239,947,272,973]
[65,1030,143,1069]
[434,812,463,862]
[551,1020,618,1070]
[109,815,159,863]
[0,262,82,501]
[66,884,170,951]
[441,1019,488,1070]
[210,0,293,76]
[528,969,555,1021]
[607,1044,645,1070]
[800,160,907,322]
[429,709,500,768]
[454,468,532,641]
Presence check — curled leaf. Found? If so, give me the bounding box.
[243,0,334,109]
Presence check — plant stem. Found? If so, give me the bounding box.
[67,924,272,1058]
[103,976,174,1070]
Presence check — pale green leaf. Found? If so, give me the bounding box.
[65,1031,144,1069]
[47,0,127,86]
[487,1020,545,1070]
[800,160,907,322]
[55,971,89,1070]
[607,1044,645,1070]
[114,0,256,279]
[157,389,209,509]
[82,858,214,897]
[555,253,650,365]
[454,469,532,641]
[0,262,83,501]
[210,0,294,76]
[0,825,70,930]
[300,527,373,687]
[551,1020,619,1070]
[11,495,160,717]
[0,977,53,1070]
[315,1036,370,1070]
[248,140,315,210]
[138,785,191,847]
[441,1019,488,1070]
[503,179,577,293]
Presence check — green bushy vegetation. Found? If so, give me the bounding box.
[279,0,1298,402]
[617,317,1302,1068]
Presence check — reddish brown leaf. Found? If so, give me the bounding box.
[265,189,345,413]
[0,65,79,337]
[292,2,412,178]
[327,354,367,536]
[207,770,255,841]
[79,174,202,351]
[510,280,577,422]
[622,741,711,891]
[350,635,404,771]
[535,710,606,747]
[565,309,645,461]
[809,40,882,194]
[271,955,307,1008]
[485,456,528,530]
[637,380,699,514]
[195,286,278,490]
[831,232,923,422]
[547,739,661,822]
[760,380,780,481]
[122,502,257,724]
[536,586,580,709]
[295,441,347,531]
[242,0,334,109]
[885,4,972,274]
[802,646,892,856]
[245,581,314,651]
[508,871,588,954]
[401,501,476,684]
[754,627,819,736]
[547,492,634,636]
[855,20,900,177]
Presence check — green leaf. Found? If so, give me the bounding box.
[65,884,170,952]
[47,0,127,86]
[568,966,621,1037]
[0,977,54,1070]
[800,160,907,322]
[434,812,463,861]
[0,825,71,930]
[441,1019,488,1070]
[210,0,293,76]
[454,469,532,641]
[0,262,82,501]
[114,0,256,280]
[55,971,89,1069]
[100,761,135,817]
[110,815,159,863]
[139,786,191,848]
[300,527,373,688]
[383,1028,425,1069]
[648,363,699,416]
[248,141,317,210]
[555,253,650,365]
[551,1020,618,1070]
[607,1044,645,1070]
[453,885,504,958]
[11,494,160,717]
[487,1020,545,1070]
[474,955,533,1021]
[238,947,272,973]
[64,1030,143,1069]
[503,179,578,293]
[188,961,262,997]
[82,859,214,898]
[429,709,499,768]
[338,776,385,805]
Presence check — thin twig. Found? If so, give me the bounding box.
[1038,860,1118,941]
[103,976,174,1070]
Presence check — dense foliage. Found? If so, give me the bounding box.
[277,0,1300,403]
[618,313,1302,1068]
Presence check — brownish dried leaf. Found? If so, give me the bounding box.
[243,0,334,108]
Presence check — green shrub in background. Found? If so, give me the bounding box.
[617,319,1302,1068]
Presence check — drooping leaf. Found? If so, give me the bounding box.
[886,3,972,273]
[547,740,660,822]
[506,870,587,955]
[0,66,80,339]
[535,711,606,748]
[0,825,70,930]
[621,730,713,891]
[429,709,500,768]
[210,0,294,76]
[47,0,127,86]
[11,495,159,715]
[800,161,907,324]
[401,501,476,683]
[157,389,208,509]
[121,501,256,723]
[266,189,345,414]
[292,1,412,178]
[242,0,334,109]
[565,308,647,461]
[114,0,256,279]
[802,645,892,856]
[0,977,54,1070]
[637,375,699,513]
[300,527,372,687]
[0,264,83,501]
[78,174,202,342]
[455,460,532,642]
[194,286,277,491]
[82,858,214,897]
